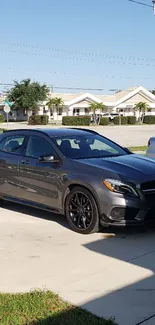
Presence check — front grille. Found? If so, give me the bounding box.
[111,207,139,221]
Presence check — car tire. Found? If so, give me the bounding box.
[65,186,100,234]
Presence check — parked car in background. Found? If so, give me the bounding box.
[102,113,119,122]
[1,128,155,234]
[146,137,155,158]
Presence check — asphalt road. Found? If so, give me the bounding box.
[3,122,155,147]
[0,202,155,325]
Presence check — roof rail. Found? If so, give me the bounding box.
[68,128,99,135]
[2,128,50,136]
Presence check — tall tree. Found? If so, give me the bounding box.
[134,102,149,123]
[7,79,49,118]
[88,102,105,124]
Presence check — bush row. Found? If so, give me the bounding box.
[100,116,137,125]
[25,114,155,126]
[143,115,155,124]
[62,116,91,126]
[28,115,49,125]
[113,116,137,125]
[62,115,138,126]
[99,117,109,125]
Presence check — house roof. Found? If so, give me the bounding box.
[49,86,155,107]
[50,92,85,101]
[96,86,139,103]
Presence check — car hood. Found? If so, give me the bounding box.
[73,154,155,183]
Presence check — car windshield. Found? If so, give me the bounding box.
[53,134,127,159]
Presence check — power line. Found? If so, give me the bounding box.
[0,83,105,91]
[0,64,150,81]
[129,0,153,8]
[1,47,155,70]
[1,39,155,64]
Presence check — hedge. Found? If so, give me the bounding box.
[28,115,49,125]
[113,116,121,125]
[113,116,136,125]
[0,115,5,123]
[121,116,128,125]
[143,115,155,124]
[62,116,91,126]
[127,116,136,124]
[99,117,109,125]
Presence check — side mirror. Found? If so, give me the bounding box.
[39,155,59,163]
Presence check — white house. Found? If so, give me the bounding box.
[44,86,155,122]
[1,85,155,121]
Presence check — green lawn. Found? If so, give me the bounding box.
[128,146,147,152]
[0,291,116,325]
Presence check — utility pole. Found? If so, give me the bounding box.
[129,1,155,15]
[153,0,155,15]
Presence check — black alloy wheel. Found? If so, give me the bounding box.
[65,186,99,234]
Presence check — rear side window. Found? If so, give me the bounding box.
[25,135,55,159]
[0,135,25,154]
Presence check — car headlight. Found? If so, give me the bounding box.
[103,178,138,197]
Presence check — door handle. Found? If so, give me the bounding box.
[21,159,30,165]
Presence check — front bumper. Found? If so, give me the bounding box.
[97,189,155,227]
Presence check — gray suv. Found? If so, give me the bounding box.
[0,128,155,234]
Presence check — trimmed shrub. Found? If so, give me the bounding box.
[121,116,128,125]
[0,114,5,123]
[28,115,49,125]
[99,117,109,125]
[113,116,120,125]
[143,115,155,124]
[127,116,136,124]
[113,116,136,125]
[41,115,49,125]
[62,116,91,126]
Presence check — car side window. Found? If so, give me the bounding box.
[26,135,55,159]
[0,135,25,154]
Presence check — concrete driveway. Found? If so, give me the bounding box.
[0,202,155,325]
[2,122,155,147]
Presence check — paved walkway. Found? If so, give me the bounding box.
[2,122,155,147]
[0,202,155,325]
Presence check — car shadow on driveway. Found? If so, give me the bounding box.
[81,229,155,325]
[1,201,70,230]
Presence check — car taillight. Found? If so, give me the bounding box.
[148,139,151,146]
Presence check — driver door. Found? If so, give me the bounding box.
[18,133,62,211]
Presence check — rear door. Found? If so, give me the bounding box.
[0,132,27,199]
[18,133,64,211]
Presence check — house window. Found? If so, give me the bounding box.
[73,108,80,116]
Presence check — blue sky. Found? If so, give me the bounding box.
[0,0,154,94]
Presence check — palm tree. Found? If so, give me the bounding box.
[46,98,55,118]
[46,97,64,122]
[54,97,64,118]
[134,102,149,123]
[88,102,105,124]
